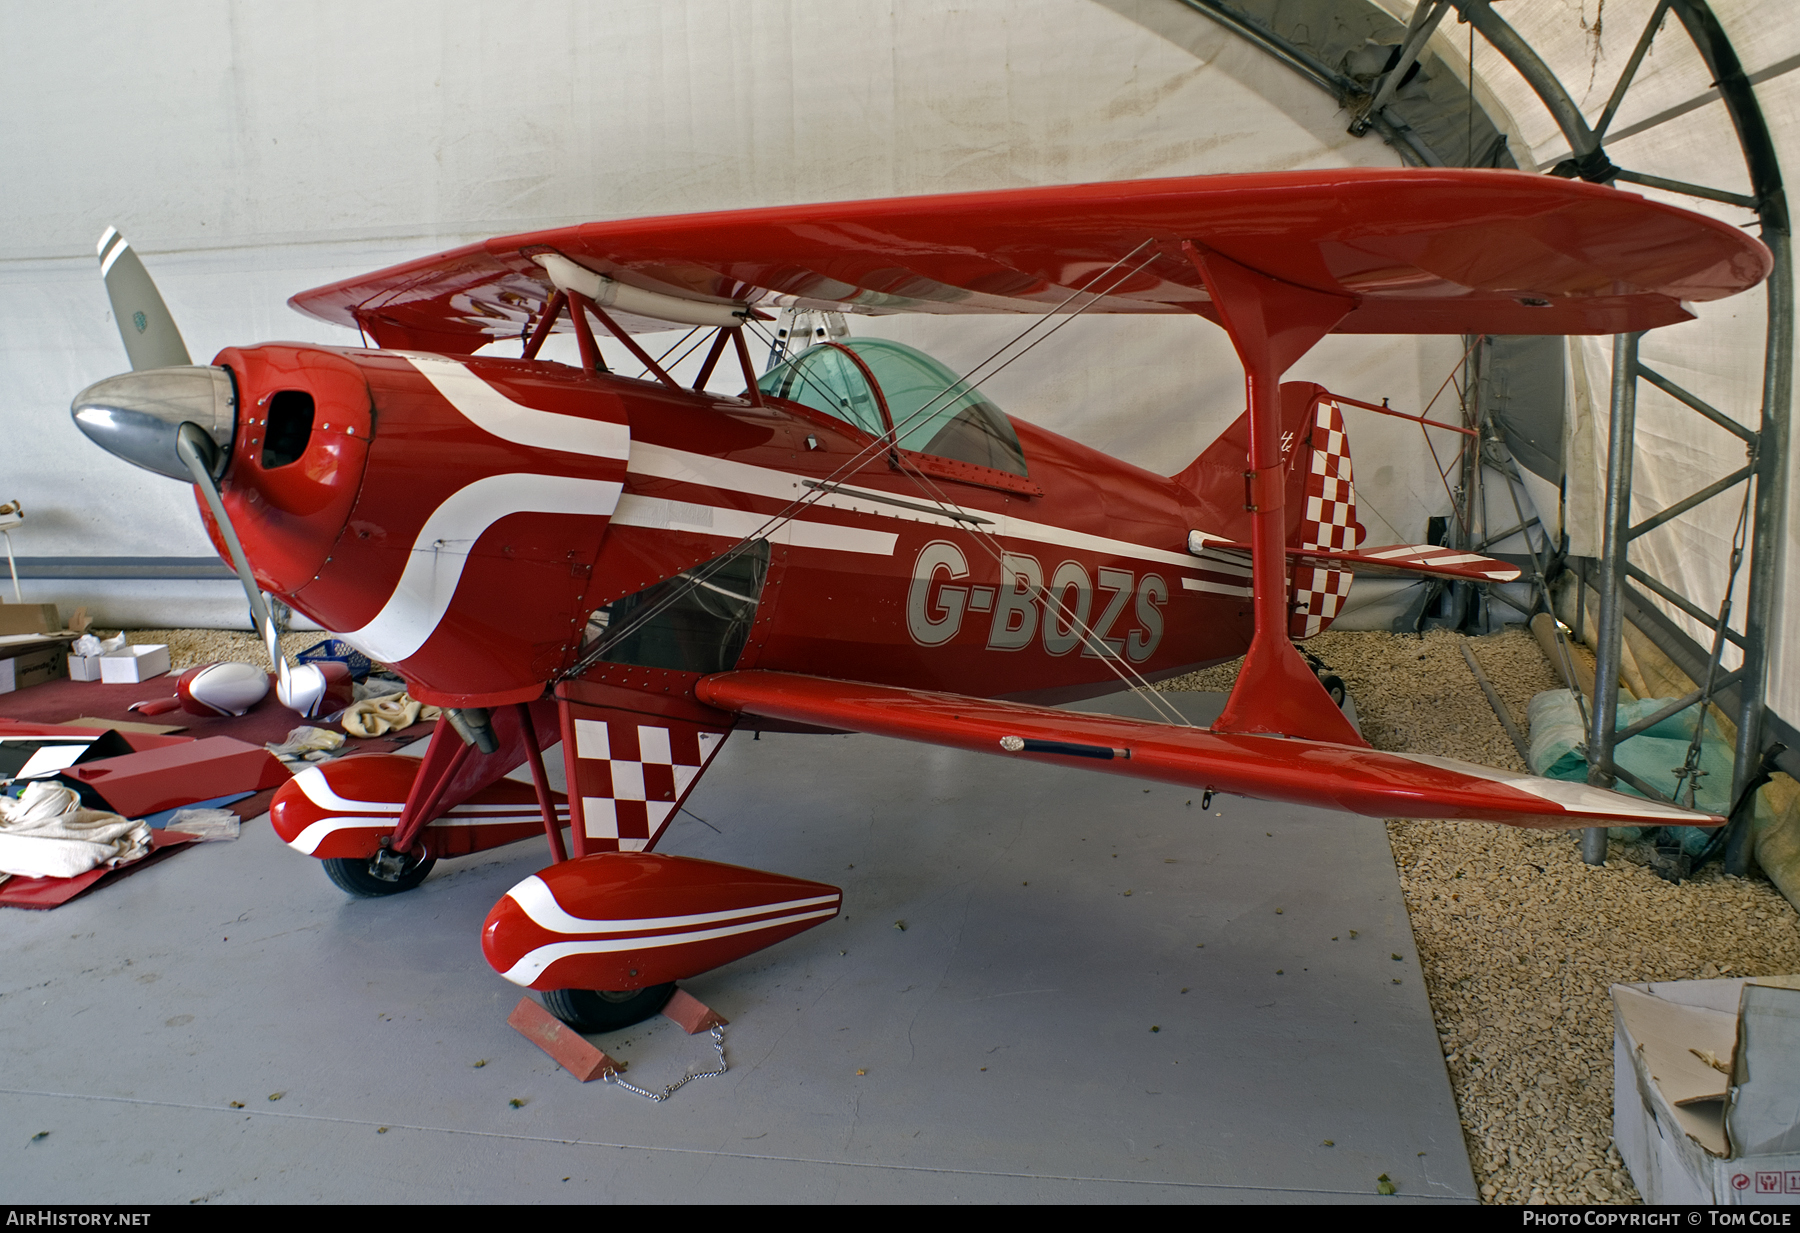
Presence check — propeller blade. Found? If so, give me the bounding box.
[79,234,341,718]
[96,227,191,371]
[173,424,340,718]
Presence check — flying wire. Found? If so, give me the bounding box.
[564,239,1207,725]
[742,284,1200,726]
[568,240,1165,684]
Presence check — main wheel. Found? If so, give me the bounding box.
[321,852,437,897]
[543,983,678,1032]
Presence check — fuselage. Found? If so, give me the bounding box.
[202,343,1255,709]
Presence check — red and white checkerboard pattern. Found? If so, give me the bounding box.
[567,713,728,853]
[1290,399,1365,640]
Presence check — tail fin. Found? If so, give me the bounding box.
[1169,382,1365,640]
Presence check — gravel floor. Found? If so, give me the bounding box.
[117,628,328,673]
[1165,627,1800,1206]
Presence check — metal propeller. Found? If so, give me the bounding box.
[71,227,341,717]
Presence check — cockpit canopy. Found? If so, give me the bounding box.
[757,338,1028,478]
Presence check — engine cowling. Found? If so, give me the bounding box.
[208,346,632,707]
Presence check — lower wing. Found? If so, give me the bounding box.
[693,671,1719,829]
[1192,537,1523,584]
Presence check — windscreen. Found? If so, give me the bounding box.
[839,338,1027,476]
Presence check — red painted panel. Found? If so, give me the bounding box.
[58,736,290,819]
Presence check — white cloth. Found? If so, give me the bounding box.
[0,782,150,879]
[341,693,440,739]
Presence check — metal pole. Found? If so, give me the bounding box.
[1352,1,1450,135]
[1585,332,1642,865]
[1725,231,1793,875]
[1462,337,1485,628]
[1456,1,1603,166]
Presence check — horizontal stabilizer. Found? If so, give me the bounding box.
[694,671,1721,830]
[1191,537,1521,584]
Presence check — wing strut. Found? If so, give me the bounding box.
[1182,243,1366,747]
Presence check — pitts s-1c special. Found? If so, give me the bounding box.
[72,170,1765,1030]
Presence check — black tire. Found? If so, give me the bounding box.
[543,983,678,1032]
[1319,674,1348,708]
[321,852,437,897]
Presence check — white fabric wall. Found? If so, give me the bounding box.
[0,0,1465,631]
[8,0,1792,720]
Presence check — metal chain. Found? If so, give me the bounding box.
[603,1023,727,1102]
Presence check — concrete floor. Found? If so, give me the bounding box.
[0,692,1475,1204]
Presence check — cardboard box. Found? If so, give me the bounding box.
[1613,976,1800,1203]
[98,644,171,684]
[68,652,104,681]
[0,603,61,636]
[0,634,73,694]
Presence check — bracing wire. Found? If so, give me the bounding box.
[1674,480,1755,809]
[568,241,1165,684]
[742,303,1199,727]
[565,240,1205,726]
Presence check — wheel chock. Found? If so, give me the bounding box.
[507,997,621,1082]
[661,987,729,1034]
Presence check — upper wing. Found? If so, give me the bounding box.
[692,670,1722,830]
[288,169,1771,353]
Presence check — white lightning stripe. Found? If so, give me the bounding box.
[294,766,399,813]
[611,494,897,556]
[404,356,630,459]
[506,875,839,935]
[1007,510,1236,573]
[285,808,567,855]
[100,237,130,277]
[288,815,394,854]
[1182,577,1254,597]
[338,472,623,664]
[628,442,1244,576]
[1364,546,1489,566]
[1387,751,1718,823]
[498,908,841,985]
[292,767,570,817]
[292,765,574,816]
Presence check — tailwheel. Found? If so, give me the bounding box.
[544,984,678,1032]
[321,849,437,897]
[1299,647,1348,709]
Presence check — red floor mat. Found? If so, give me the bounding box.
[0,675,436,751]
[0,676,316,745]
[0,829,198,909]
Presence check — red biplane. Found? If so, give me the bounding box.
[72,169,1765,1030]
